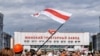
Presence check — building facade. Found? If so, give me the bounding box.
[13,32,90,52]
[3,32,12,48]
[0,12,3,49]
[0,12,11,49]
[92,33,100,51]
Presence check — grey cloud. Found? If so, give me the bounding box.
[0,0,100,35]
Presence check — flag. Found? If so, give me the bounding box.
[48,29,56,34]
[34,8,72,23]
[33,13,40,17]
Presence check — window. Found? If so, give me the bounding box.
[24,40,30,43]
[68,45,74,48]
[39,40,44,42]
[75,41,77,43]
[68,41,73,43]
[48,40,52,43]
[54,41,59,43]
[75,41,80,43]
[78,41,80,43]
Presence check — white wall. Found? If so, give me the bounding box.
[14,32,90,45]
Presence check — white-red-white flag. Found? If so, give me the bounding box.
[33,8,72,23]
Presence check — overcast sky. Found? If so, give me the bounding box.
[0,0,100,36]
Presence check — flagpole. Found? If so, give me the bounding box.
[36,23,64,52]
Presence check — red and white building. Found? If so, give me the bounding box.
[12,31,90,51]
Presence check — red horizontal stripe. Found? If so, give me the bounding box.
[44,8,70,21]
